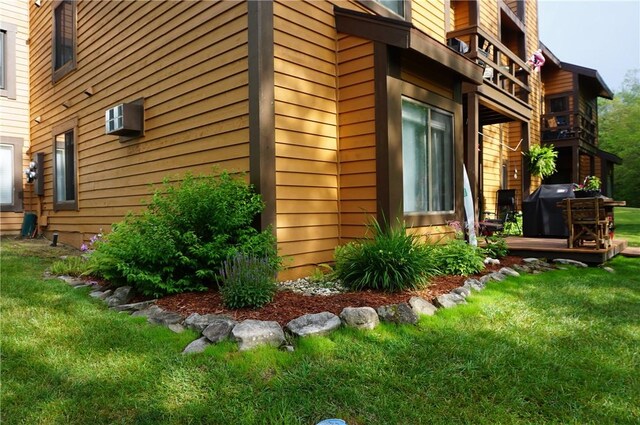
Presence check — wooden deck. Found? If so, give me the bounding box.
[504,236,628,264]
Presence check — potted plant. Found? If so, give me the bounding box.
[574,175,602,198]
[525,144,558,179]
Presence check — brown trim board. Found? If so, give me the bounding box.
[248,0,275,233]
[335,6,482,85]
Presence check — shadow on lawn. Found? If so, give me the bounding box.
[2,249,639,424]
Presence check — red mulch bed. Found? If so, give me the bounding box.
[155,256,524,326]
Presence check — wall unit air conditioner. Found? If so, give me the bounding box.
[105,100,144,139]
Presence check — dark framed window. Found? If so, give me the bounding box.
[549,96,568,113]
[0,22,17,99]
[0,136,23,212]
[401,97,454,213]
[52,119,78,210]
[52,0,76,83]
[383,75,463,227]
[359,0,410,20]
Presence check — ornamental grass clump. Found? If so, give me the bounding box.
[333,219,437,292]
[220,254,278,309]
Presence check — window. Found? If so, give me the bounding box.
[0,22,16,99]
[359,0,408,20]
[0,30,6,91]
[549,96,568,113]
[52,0,76,82]
[401,97,454,213]
[53,120,78,210]
[0,137,23,212]
[375,0,405,17]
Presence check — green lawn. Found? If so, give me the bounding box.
[615,207,640,246]
[1,238,639,424]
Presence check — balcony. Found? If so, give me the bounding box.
[541,112,597,146]
[447,26,531,108]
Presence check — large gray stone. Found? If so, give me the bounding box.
[409,296,437,316]
[182,337,211,355]
[553,258,588,268]
[451,286,471,298]
[58,275,85,287]
[105,286,133,307]
[112,300,157,312]
[286,312,341,337]
[202,318,237,343]
[132,305,183,326]
[499,267,520,277]
[339,307,379,330]
[523,257,541,264]
[89,289,112,300]
[434,293,466,309]
[376,303,418,325]
[463,278,484,291]
[232,320,285,351]
[184,313,233,333]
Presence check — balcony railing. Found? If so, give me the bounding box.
[541,112,597,146]
[447,26,531,107]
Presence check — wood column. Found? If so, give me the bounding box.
[521,121,531,198]
[465,92,480,219]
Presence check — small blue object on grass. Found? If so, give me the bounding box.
[316,420,346,425]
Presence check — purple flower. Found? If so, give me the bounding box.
[80,243,88,252]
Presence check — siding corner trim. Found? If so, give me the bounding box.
[248,0,275,233]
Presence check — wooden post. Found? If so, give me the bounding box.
[465,92,480,220]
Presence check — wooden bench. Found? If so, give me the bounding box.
[560,198,611,249]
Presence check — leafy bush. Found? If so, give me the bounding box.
[433,239,485,276]
[333,219,437,292]
[91,171,280,297]
[220,254,278,309]
[50,256,93,277]
[526,144,558,178]
[483,235,509,259]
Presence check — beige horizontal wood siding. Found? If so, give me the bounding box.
[544,69,574,97]
[1,0,30,233]
[29,1,250,245]
[337,35,376,243]
[481,123,506,215]
[479,0,499,37]
[274,0,340,276]
[506,121,524,208]
[411,0,446,42]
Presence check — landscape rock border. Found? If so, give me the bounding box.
[51,257,594,353]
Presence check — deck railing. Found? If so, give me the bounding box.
[541,112,597,146]
[447,26,531,107]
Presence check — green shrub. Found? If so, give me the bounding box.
[50,256,93,277]
[483,235,509,259]
[220,254,278,309]
[333,219,437,292]
[91,171,280,297]
[526,144,558,178]
[433,239,485,276]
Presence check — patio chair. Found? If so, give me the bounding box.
[562,197,611,249]
[478,189,521,236]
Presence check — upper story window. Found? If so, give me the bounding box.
[549,96,568,113]
[359,0,409,20]
[0,22,16,99]
[0,30,6,91]
[376,0,405,17]
[52,0,76,82]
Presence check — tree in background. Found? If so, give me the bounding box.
[599,69,640,207]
